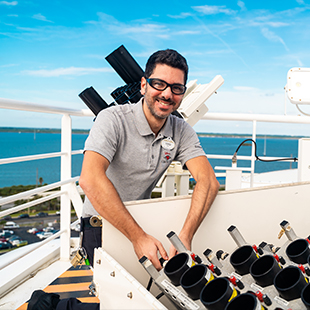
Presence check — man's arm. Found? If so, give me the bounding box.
[169,155,219,257]
[79,150,168,270]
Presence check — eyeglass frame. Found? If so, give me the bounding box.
[145,78,187,95]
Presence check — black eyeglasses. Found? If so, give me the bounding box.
[146,78,187,95]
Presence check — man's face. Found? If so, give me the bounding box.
[141,64,185,120]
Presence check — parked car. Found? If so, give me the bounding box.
[33,228,43,235]
[11,239,23,246]
[19,214,29,218]
[8,235,21,244]
[0,230,14,239]
[37,232,54,239]
[37,212,48,217]
[0,241,12,249]
[72,223,80,232]
[43,227,54,232]
[27,227,37,234]
[16,240,28,247]
[3,215,11,221]
[4,221,20,229]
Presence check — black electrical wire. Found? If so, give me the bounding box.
[233,139,298,163]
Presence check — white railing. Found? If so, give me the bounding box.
[202,113,310,187]
[0,98,94,267]
[1,98,310,264]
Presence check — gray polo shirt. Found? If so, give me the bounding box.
[82,99,206,217]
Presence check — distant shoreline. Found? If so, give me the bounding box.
[0,127,307,139]
[0,127,89,135]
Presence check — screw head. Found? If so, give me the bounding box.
[127,292,133,299]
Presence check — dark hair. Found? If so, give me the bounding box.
[144,49,188,84]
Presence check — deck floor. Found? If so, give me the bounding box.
[17,264,99,309]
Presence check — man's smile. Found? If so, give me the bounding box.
[156,98,174,107]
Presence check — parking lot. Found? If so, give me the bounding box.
[0,214,79,255]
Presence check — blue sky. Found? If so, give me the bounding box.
[1,0,310,135]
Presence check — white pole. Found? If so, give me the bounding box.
[60,114,72,261]
[250,121,257,188]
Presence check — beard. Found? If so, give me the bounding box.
[145,97,172,119]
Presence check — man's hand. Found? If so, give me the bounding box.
[168,231,192,259]
[132,233,168,270]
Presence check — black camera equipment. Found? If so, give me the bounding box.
[79,45,183,119]
[78,45,144,115]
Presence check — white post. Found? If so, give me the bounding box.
[250,121,257,188]
[162,174,175,197]
[175,173,190,196]
[174,162,189,196]
[161,164,176,197]
[298,138,310,182]
[60,114,72,261]
[225,170,242,190]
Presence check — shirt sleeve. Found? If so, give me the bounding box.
[84,108,121,163]
[175,121,206,166]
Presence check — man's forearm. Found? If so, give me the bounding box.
[80,151,144,242]
[180,177,219,242]
[79,151,168,269]
[177,156,220,249]
[82,173,144,242]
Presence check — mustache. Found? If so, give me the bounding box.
[157,97,174,104]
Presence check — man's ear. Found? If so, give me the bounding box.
[140,77,146,95]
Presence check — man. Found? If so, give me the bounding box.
[79,49,219,270]
[26,49,219,310]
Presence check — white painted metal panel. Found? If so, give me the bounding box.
[102,182,310,288]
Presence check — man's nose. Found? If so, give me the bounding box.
[161,86,173,99]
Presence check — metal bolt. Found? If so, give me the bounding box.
[110,271,115,277]
[127,292,133,299]
[96,259,101,265]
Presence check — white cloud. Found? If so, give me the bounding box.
[261,27,289,51]
[119,24,166,34]
[0,1,17,5]
[168,12,193,19]
[0,63,18,68]
[91,12,172,45]
[22,67,113,77]
[237,1,246,11]
[192,5,237,15]
[296,0,305,4]
[32,13,53,23]
[249,20,289,28]
[175,30,201,35]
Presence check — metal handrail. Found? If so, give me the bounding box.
[0,191,66,218]
[0,97,93,117]
[0,177,79,206]
[0,151,66,165]
[0,229,64,271]
[202,112,310,124]
[0,150,83,165]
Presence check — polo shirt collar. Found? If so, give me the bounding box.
[133,98,174,139]
[133,99,153,136]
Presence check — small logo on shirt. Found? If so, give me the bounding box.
[164,152,171,160]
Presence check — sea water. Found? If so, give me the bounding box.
[0,132,298,188]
